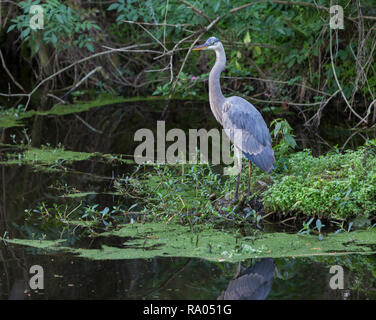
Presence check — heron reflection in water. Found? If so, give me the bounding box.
[218,258,275,300]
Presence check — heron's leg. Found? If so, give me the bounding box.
[247,160,252,196]
[234,173,241,201]
[234,262,243,279]
[234,147,242,201]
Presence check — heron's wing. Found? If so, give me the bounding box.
[246,258,275,282]
[222,96,275,172]
[223,273,272,300]
[222,259,275,300]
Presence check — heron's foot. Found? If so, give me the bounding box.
[246,184,252,197]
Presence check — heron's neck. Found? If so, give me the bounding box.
[209,44,226,123]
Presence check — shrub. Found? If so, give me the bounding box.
[263,146,376,220]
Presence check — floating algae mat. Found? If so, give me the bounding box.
[0,145,134,169]
[5,222,376,262]
[0,95,168,129]
[21,147,93,164]
[0,145,92,164]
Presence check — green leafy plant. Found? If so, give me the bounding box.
[264,146,376,220]
[270,118,297,158]
[8,0,101,53]
[315,219,325,241]
[299,217,314,235]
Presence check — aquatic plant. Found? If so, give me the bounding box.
[5,222,376,262]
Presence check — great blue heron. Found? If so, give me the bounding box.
[193,37,275,200]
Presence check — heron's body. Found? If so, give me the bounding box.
[194,37,275,199]
[222,96,274,173]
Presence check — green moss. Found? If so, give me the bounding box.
[0,95,167,129]
[60,191,122,198]
[5,238,67,249]
[0,118,24,128]
[23,147,93,164]
[5,222,376,262]
[0,145,133,169]
[0,146,92,167]
[61,192,99,198]
[60,219,97,227]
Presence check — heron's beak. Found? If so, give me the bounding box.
[193,43,208,51]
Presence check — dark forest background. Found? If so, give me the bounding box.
[0,0,375,148]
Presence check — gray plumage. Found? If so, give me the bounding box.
[218,258,275,300]
[222,96,274,173]
[194,37,274,199]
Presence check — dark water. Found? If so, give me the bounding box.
[1,100,375,300]
[2,245,376,300]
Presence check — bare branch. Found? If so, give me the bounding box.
[0,50,26,93]
[178,0,211,23]
[329,29,365,123]
[0,44,163,110]
[122,21,168,52]
[230,0,330,14]
[121,20,192,27]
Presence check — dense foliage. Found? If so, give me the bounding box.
[113,139,376,224]
[264,142,376,219]
[1,0,375,130]
[1,1,375,225]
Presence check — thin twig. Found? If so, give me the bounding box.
[163,0,169,51]
[74,114,103,134]
[230,0,330,14]
[124,21,168,52]
[121,20,192,27]
[0,44,162,110]
[178,0,211,23]
[0,50,26,93]
[329,29,365,123]
[61,66,102,101]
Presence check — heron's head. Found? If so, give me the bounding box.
[193,37,221,51]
